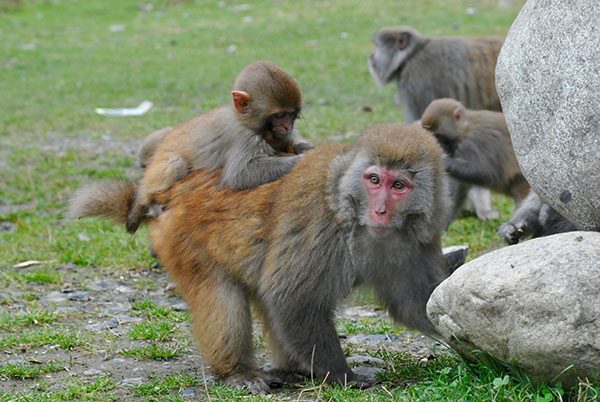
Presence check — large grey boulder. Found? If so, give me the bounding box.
[495,0,600,230]
[427,231,600,388]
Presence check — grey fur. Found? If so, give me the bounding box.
[220,125,304,189]
[368,26,503,123]
[499,190,577,245]
[67,180,136,223]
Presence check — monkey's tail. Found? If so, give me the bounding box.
[67,180,137,225]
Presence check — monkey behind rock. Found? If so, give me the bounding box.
[126,60,313,233]
[499,190,577,245]
[69,123,450,393]
[421,98,530,222]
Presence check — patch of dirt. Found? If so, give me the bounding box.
[0,261,446,400]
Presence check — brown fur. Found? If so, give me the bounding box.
[69,123,450,393]
[126,61,311,233]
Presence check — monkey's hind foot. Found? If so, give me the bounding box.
[125,200,148,234]
[222,371,282,394]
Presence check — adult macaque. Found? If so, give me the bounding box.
[368,26,503,123]
[499,190,577,245]
[69,123,450,393]
[126,61,312,233]
[421,98,530,220]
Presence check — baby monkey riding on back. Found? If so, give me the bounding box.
[126,61,312,232]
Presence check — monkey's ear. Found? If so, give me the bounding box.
[452,107,463,122]
[232,91,251,114]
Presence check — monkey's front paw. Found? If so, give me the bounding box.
[499,222,523,245]
[222,371,281,394]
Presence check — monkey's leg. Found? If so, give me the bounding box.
[263,298,355,384]
[185,270,275,394]
[126,154,188,233]
[468,186,499,221]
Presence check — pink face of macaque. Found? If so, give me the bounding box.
[363,165,413,231]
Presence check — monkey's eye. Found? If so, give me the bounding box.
[274,112,286,119]
[369,174,380,185]
[393,181,406,190]
[397,34,409,50]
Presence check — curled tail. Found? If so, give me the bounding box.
[67,180,139,225]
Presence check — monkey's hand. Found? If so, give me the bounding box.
[293,142,314,154]
[498,221,525,245]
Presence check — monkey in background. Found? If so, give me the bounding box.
[368,26,504,220]
[421,98,530,222]
[368,26,503,123]
[499,190,577,245]
[69,123,450,393]
[126,61,312,233]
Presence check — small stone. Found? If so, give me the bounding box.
[346,334,403,346]
[55,306,81,313]
[343,306,377,318]
[346,355,386,367]
[77,233,91,242]
[181,387,195,398]
[114,285,134,294]
[83,368,102,376]
[87,279,120,291]
[352,366,384,384]
[118,377,144,387]
[104,319,120,329]
[68,292,91,302]
[0,221,16,233]
[442,244,469,274]
[172,302,188,311]
[61,283,75,293]
[41,291,68,303]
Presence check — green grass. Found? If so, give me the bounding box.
[0,375,118,402]
[339,317,397,335]
[0,361,65,380]
[2,0,598,400]
[120,343,187,360]
[128,320,179,342]
[131,297,189,322]
[0,309,57,330]
[0,328,88,350]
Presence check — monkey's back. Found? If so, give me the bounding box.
[401,35,503,118]
[151,143,348,295]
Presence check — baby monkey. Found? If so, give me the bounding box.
[126,61,312,233]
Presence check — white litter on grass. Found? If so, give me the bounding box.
[13,260,55,268]
[95,100,153,117]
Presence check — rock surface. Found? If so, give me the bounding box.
[495,0,600,230]
[427,231,600,389]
